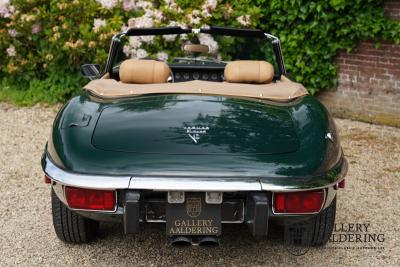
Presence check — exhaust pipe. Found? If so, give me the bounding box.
[198,236,219,247]
[170,236,192,247]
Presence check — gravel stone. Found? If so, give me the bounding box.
[0,103,399,266]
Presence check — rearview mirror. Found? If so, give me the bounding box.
[80,64,101,80]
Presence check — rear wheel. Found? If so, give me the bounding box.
[310,197,336,246]
[51,189,99,243]
[285,197,336,246]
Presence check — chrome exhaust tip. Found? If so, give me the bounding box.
[198,236,219,247]
[170,236,192,247]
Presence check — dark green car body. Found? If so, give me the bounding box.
[48,92,343,179]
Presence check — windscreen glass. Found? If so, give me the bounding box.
[113,33,278,70]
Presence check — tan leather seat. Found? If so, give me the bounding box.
[224,60,274,84]
[119,59,171,84]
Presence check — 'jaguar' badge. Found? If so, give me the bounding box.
[186,197,202,218]
[184,126,209,144]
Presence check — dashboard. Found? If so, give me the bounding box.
[112,61,227,82]
[170,64,225,82]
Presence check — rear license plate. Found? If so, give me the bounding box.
[166,193,221,236]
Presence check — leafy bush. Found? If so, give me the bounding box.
[0,0,399,104]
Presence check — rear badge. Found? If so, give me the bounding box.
[184,126,209,143]
[186,197,202,217]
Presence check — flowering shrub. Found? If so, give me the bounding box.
[0,0,399,104]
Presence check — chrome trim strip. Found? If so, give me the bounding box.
[52,182,67,205]
[264,33,287,75]
[260,177,345,192]
[323,186,337,210]
[43,156,131,190]
[129,177,262,191]
[43,155,347,192]
[260,158,348,192]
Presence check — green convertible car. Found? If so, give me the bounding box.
[42,26,347,246]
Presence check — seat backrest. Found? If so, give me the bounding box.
[119,59,171,84]
[224,60,274,84]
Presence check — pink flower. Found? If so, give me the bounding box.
[201,9,211,18]
[136,48,148,58]
[0,0,10,17]
[132,16,154,28]
[6,45,16,57]
[96,0,118,9]
[151,10,164,22]
[31,24,41,34]
[129,36,142,48]
[122,45,131,57]
[0,7,10,18]
[8,29,17,37]
[93,18,106,32]
[0,0,11,18]
[136,1,152,9]
[187,10,201,26]
[122,0,136,11]
[157,51,168,62]
[164,0,177,10]
[202,0,217,10]
[140,35,154,44]
[236,15,251,26]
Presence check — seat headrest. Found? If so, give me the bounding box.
[224,60,275,84]
[119,59,171,84]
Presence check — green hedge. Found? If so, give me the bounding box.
[0,0,399,104]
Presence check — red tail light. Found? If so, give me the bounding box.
[274,190,324,214]
[65,186,116,211]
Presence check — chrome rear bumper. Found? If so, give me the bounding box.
[42,154,347,192]
[43,153,347,234]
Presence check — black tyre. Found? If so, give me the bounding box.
[51,189,99,243]
[284,197,336,246]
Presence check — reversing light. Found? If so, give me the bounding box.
[168,191,185,204]
[205,192,223,204]
[65,186,116,211]
[274,190,324,214]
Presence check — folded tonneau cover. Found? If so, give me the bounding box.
[84,76,308,101]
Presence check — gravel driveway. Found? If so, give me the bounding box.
[0,103,399,266]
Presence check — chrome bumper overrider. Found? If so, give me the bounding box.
[42,154,347,192]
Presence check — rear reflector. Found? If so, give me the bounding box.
[274,190,324,214]
[65,186,116,211]
[338,179,345,189]
[44,175,51,184]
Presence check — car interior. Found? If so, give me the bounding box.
[110,39,277,84]
[83,35,308,101]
